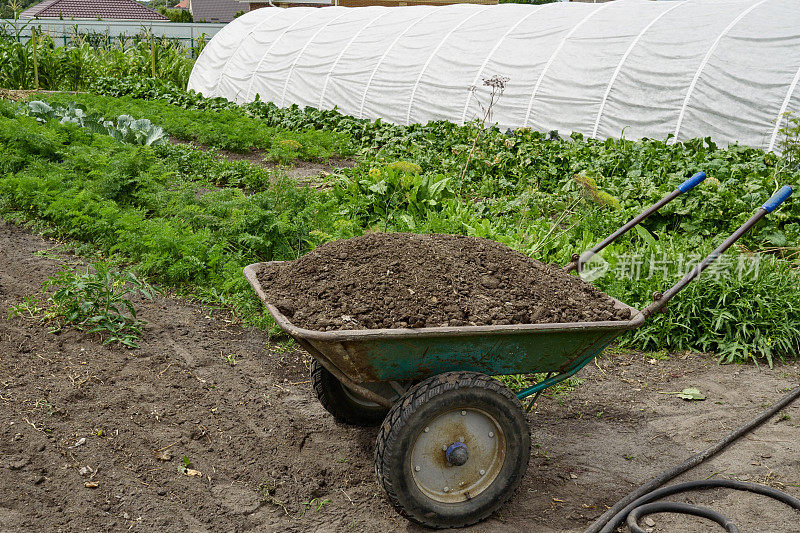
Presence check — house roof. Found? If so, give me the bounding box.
[20,0,169,20]
[174,0,189,8]
[20,0,58,17]
[190,0,241,23]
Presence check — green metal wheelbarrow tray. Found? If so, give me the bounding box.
[244,175,792,530]
[245,267,643,407]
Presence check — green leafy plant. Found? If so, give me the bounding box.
[267,139,303,165]
[624,256,800,366]
[496,374,530,391]
[39,92,353,157]
[777,111,800,170]
[8,294,43,319]
[107,114,168,146]
[43,262,158,348]
[25,100,167,146]
[299,498,332,518]
[176,454,201,475]
[156,7,194,23]
[34,398,56,416]
[335,164,453,230]
[3,81,800,364]
[0,30,194,90]
[659,387,706,401]
[496,373,584,396]
[573,170,621,210]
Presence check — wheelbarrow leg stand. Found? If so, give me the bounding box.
[518,340,613,412]
[292,337,394,409]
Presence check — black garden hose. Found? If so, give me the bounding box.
[619,480,800,533]
[626,500,738,533]
[585,384,800,533]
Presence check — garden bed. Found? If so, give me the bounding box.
[2,80,799,362]
[168,137,356,182]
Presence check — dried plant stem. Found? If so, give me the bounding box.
[459,75,509,194]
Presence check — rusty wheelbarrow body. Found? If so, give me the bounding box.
[244,176,792,529]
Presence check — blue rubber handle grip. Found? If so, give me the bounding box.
[762,185,793,213]
[678,171,707,193]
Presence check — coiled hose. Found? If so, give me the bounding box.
[584,384,800,533]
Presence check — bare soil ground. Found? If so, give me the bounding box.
[1,219,799,532]
[0,89,86,102]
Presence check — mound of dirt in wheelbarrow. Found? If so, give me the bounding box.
[257,233,632,331]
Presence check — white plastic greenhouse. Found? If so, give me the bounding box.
[188,0,800,152]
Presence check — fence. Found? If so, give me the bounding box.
[0,19,225,49]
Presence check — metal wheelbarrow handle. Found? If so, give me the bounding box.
[565,173,792,316]
[642,185,793,316]
[564,172,708,272]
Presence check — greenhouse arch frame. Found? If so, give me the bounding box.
[189,0,800,152]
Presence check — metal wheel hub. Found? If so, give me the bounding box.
[410,408,506,503]
[446,442,469,466]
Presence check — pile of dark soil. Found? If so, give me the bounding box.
[257,233,631,331]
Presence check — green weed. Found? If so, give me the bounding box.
[624,257,800,366]
[41,262,158,348]
[34,398,56,415]
[272,338,297,354]
[299,498,332,518]
[778,111,800,169]
[646,349,671,361]
[8,294,43,319]
[496,375,530,391]
[496,373,584,395]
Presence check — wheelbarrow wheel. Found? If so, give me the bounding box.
[310,359,388,426]
[375,371,530,529]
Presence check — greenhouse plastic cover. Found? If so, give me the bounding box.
[188,0,800,152]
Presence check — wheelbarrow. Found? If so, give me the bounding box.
[244,175,793,529]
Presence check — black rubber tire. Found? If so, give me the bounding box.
[374,371,530,529]
[310,359,389,426]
